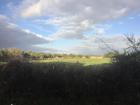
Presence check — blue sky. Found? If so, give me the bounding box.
[0,0,140,55]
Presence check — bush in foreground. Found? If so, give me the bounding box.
[0,55,139,105]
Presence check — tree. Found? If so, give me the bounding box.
[125,34,140,53]
[0,49,10,61]
[104,52,119,58]
[113,35,140,64]
[7,48,22,57]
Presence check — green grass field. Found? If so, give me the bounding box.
[0,57,111,66]
[32,57,111,66]
[0,62,7,65]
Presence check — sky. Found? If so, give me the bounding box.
[0,0,140,55]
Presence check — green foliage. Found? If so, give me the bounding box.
[0,56,139,105]
[113,35,140,64]
[0,48,22,61]
[0,48,109,63]
[104,51,119,58]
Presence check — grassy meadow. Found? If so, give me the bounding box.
[32,57,111,66]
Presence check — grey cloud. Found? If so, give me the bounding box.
[0,16,51,51]
[19,0,140,21]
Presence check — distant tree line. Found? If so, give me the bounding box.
[0,48,92,62]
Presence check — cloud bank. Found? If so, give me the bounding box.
[16,0,140,40]
[0,15,51,52]
[20,0,140,19]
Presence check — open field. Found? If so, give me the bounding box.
[32,57,111,66]
[0,57,111,66]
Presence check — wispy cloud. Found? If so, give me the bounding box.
[118,21,124,25]
[128,16,135,20]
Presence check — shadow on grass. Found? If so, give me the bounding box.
[0,60,140,105]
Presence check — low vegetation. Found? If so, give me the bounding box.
[0,48,111,65]
[0,48,100,62]
[0,36,139,105]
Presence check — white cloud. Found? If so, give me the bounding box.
[66,35,127,55]
[45,16,92,39]
[4,0,140,54]
[18,0,140,20]
[21,0,42,18]
[50,34,140,55]
[95,28,105,35]
[11,0,139,40]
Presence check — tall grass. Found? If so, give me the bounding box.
[0,54,139,105]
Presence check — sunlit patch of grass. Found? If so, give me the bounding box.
[0,61,7,65]
[32,57,111,66]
